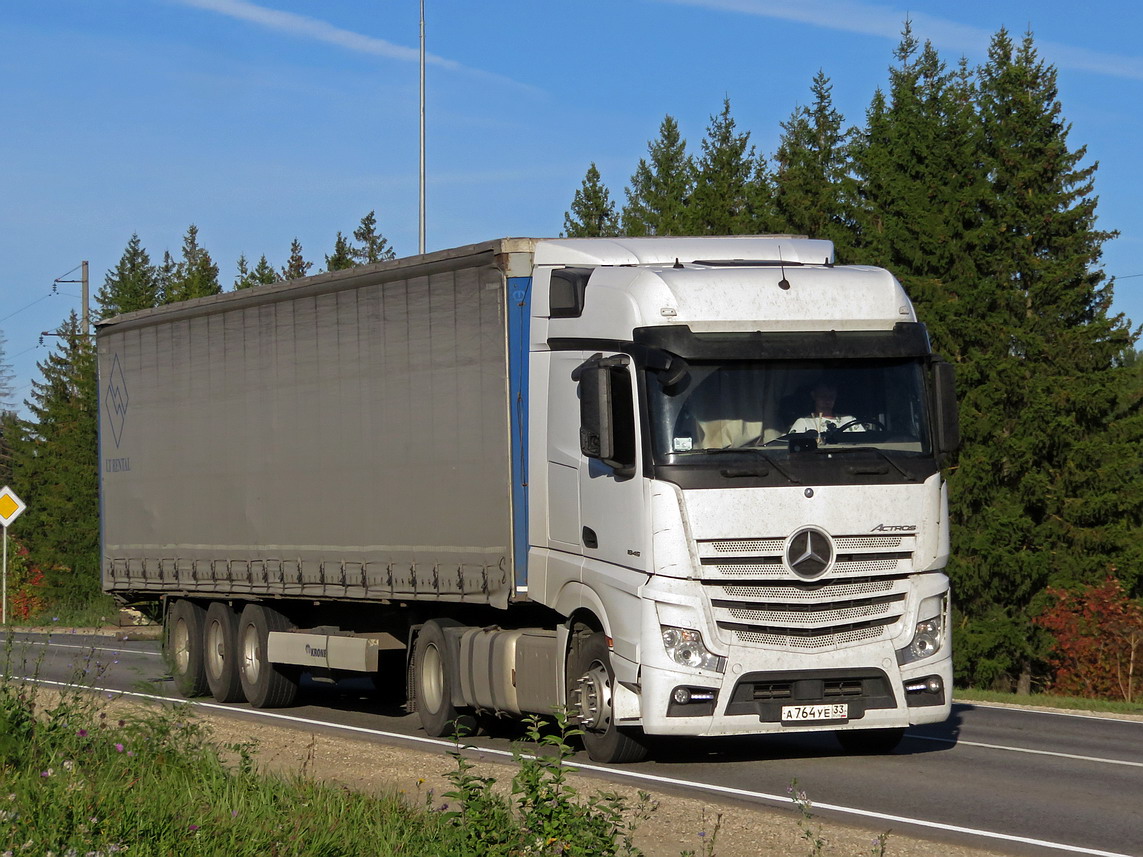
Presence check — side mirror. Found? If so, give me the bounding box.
[575,354,636,476]
[932,358,960,454]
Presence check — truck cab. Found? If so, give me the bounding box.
[522,236,957,760]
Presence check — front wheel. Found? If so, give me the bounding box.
[567,630,648,764]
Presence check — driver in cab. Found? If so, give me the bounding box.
[788,380,860,441]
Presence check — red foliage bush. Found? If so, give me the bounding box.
[1036,576,1143,703]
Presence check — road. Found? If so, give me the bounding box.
[4,630,1141,857]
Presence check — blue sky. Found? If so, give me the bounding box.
[2,0,1142,408]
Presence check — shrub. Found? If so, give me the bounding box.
[1035,576,1143,702]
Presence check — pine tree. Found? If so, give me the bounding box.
[8,312,100,601]
[352,211,396,265]
[325,232,356,272]
[772,71,855,253]
[96,234,159,318]
[234,254,253,290]
[164,225,221,303]
[689,98,765,235]
[621,115,695,236]
[281,238,313,281]
[563,163,619,237]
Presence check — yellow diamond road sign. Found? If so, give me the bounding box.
[0,486,25,527]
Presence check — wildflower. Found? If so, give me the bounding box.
[63,760,75,771]
[114,744,124,753]
[40,769,54,778]
[188,825,199,832]
[231,810,239,818]
[76,729,88,738]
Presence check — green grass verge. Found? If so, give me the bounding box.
[954,687,1143,715]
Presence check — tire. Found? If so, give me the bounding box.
[567,630,648,764]
[204,601,244,703]
[237,603,300,708]
[165,599,208,698]
[835,727,905,755]
[411,619,474,737]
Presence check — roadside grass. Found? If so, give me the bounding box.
[0,635,656,857]
[954,687,1143,716]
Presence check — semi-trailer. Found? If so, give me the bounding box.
[98,235,958,763]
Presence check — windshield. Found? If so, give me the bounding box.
[647,358,932,475]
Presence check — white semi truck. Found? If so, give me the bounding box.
[98,236,958,763]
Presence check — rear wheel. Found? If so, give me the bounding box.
[835,727,905,755]
[411,619,473,737]
[567,630,648,763]
[204,601,244,703]
[165,599,208,698]
[237,604,300,708]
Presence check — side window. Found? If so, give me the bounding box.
[549,268,592,318]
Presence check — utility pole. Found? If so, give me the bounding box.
[419,0,426,255]
[54,262,91,336]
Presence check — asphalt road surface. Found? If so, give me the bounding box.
[5,631,1141,857]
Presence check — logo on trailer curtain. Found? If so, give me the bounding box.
[105,353,130,448]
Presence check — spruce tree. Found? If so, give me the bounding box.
[325,232,356,272]
[281,238,313,281]
[164,225,221,303]
[155,250,178,305]
[352,211,396,264]
[0,329,14,413]
[621,115,695,236]
[234,254,281,290]
[96,234,159,318]
[772,72,855,254]
[563,163,619,237]
[948,30,1143,688]
[9,312,100,601]
[689,98,766,235]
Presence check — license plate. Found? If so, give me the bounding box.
[781,703,848,722]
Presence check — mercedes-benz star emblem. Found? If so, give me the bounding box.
[785,527,834,579]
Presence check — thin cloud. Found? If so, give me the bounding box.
[170,0,542,92]
[662,0,1143,81]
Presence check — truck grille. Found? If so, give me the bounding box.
[697,534,915,650]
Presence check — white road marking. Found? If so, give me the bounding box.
[6,640,162,657]
[4,675,1135,857]
[911,734,1143,768]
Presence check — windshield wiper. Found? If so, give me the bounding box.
[815,446,914,481]
[691,448,801,484]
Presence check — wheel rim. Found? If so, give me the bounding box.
[572,660,613,732]
[205,619,225,679]
[172,617,191,675]
[241,622,261,684]
[420,642,445,714]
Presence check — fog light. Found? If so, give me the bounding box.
[673,687,691,704]
[904,676,943,694]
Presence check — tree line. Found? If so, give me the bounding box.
[563,25,1143,693]
[2,24,1140,694]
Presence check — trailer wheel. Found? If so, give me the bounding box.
[204,602,244,703]
[835,727,905,755]
[412,619,473,737]
[237,604,299,708]
[567,631,648,764]
[165,599,208,698]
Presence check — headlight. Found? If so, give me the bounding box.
[896,594,946,665]
[661,626,726,673]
